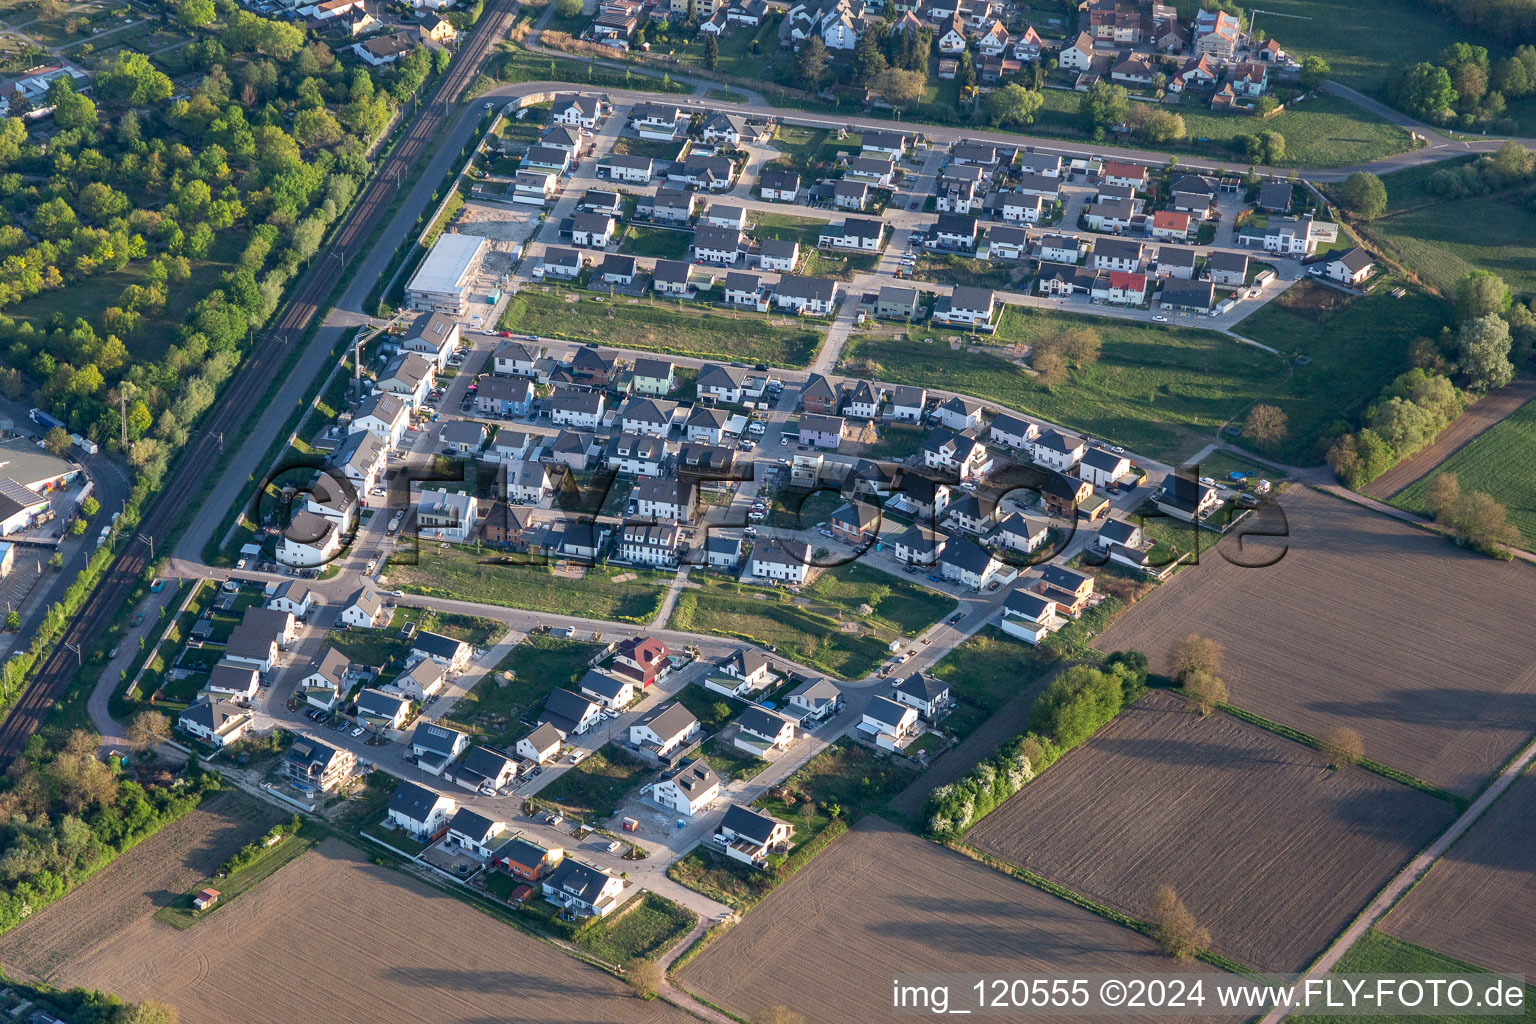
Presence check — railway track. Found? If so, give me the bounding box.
[0,0,522,765]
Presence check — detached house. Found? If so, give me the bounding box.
[998,587,1062,644]
[941,537,1007,590]
[734,705,797,756]
[787,677,843,722]
[629,702,699,760]
[652,761,720,816]
[178,700,251,749]
[748,538,811,584]
[894,671,951,720]
[714,804,794,867]
[858,695,920,751]
[706,647,776,697]
[387,780,456,840]
[542,859,625,917]
[516,723,564,764]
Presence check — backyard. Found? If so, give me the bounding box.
[617,224,691,260]
[923,626,1060,739]
[668,564,955,679]
[384,546,669,623]
[575,892,696,965]
[499,288,823,366]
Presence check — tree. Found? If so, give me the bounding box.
[1298,54,1330,90]
[1135,107,1185,143]
[1456,314,1515,392]
[1317,726,1363,768]
[983,83,1043,128]
[178,0,215,27]
[1341,171,1387,219]
[704,33,719,71]
[127,710,171,751]
[43,426,71,455]
[1454,270,1511,321]
[870,68,924,108]
[1395,63,1456,119]
[1181,669,1227,716]
[850,31,886,85]
[49,77,97,129]
[1079,80,1128,139]
[1493,56,1532,98]
[1424,472,1461,518]
[1169,634,1223,682]
[95,51,173,107]
[795,38,827,89]
[1243,403,1289,448]
[122,1002,180,1024]
[1150,885,1210,959]
[1055,327,1101,367]
[624,958,662,999]
[554,0,581,14]
[82,495,100,517]
[294,107,344,147]
[1034,349,1068,389]
[4,610,19,631]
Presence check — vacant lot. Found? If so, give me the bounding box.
[500,288,822,367]
[0,791,285,982]
[669,564,954,679]
[443,635,603,747]
[1237,280,1449,463]
[1381,770,1536,977]
[967,691,1454,971]
[844,315,1284,463]
[1096,487,1536,796]
[678,819,1236,1024]
[387,547,668,623]
[1391,394,1536,549]
[50,840,693,1024]
[538,744,654,821]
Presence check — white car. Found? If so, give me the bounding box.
[351,726,365,737]
[606,841,621,853]
[1153,315,1168,322]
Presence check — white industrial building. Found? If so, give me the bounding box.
[406,233,489,315]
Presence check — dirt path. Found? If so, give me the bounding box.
[1362,376,1536,500]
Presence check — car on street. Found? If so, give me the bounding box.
[606,840,621,853]
[927,574,943,582]
[132,612,145,626]
[391,590,403,597]
[1153,315,1168,322]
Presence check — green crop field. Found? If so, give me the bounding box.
[499,288,822,367]
[670,564,955,679]
[1391,397,1536,550]
[1363,194,1536,298]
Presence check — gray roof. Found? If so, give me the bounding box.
[895,671,949,702]
[387,779,449,821]
[863,694,912,727]
[788,676,842,708]
[720,803,782,845]
[635,700,698,740]
[941,536,996,574]
[736,704,795,738]
[673,760,720,797]
[447,806,503,843]
[411,721,466,757]
[652,259,690,284]
[579,669,632,701]
[356,687,409,718]
[775,274,837,302]
[522,721,564,751]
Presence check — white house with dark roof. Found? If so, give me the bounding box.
[178,700,252,748]
[858,695,919,751]
[340,588,387,629]
[1032,429,1086,472]
[1078,447,1132,489]
[517,722,564,763]
[733,705,798,756]
[697,363,749,404]
[705,647,776,697]
[886,385,927,422]
[633,476,695,522]
[411,720,469,767]
[283,737,356,793]
[923,427,992,481]
[932,396,983,432]
[714,804,794,867]
[1323,246,1375,287]
[652,761,720,816]
[787,677,843,722]
[351,392,409,448]
[773,275,841,316]
[539,688,603,737]
[578,669,636,710]
[893,524,948,566]
[998,587,1062,644]
[994,512,1050,554]
[356,688,410,730]
[747,537,811,584]
[454,746,519,793]
[446,807,510,860]
[941,536,1007,590]
[387,779,456,839]
[989,412,1038,450]
[388,659,447,702]
[629,702,699,758]
[301,647,353,709]
[543,858,626,916]
[550,389,605,429]
[893,671,951,719]
[203,660,261,702]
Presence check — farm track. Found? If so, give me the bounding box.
[0,0,521,766]
[966,692,1457,972]
[1094,487,1536,798]
[1362,376,1536,500]
[0,791,283,983]
[678,818,1243,1024]
[53,839,695,1024]
[1381,768,1536,977]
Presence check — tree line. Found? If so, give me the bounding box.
[1391,42,1536,133]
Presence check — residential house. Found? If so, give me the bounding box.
[672,153,737,191]
[651,260,692,296]
[885,385,927,422]
[1155,246,1198,280]
[936,286,996,327]
[714,804,794,867]
[617,521,681,567]
[375,352,433,408]
[413,630,472,672]
[1096,515,1144,553]
[1150,210,1194,241]
[1156,472,1221,522]
[512,169,557,206]
[550,94,603,128]
[550,389,605,429]
[652,761,720,815]
[923,427,991,481]
[994,511,1050,554]
[1159,277,1216,313]
[633,475,695,522]
[386,780,456,839]
[619,396,677,437]
[706,533,743,570]
[598,253,637,285]
[411,721,469,767]
[929,213,979,251]
[989,412,1038,450]
[829,500,882,545]
[733,705,797,756]
[941,536,1006,589]
[998,587,1062,644]
[1193,8,1241,59]
[759,238,800,272]
[876,286,919,320]
[355,688,411,730]
[631,101,683,137]
[351,392,409,448]
[438,420,487,454]
[894,671,951,719]
[539,247,583,280]
[705,646,776,697]
[453,745,519,793]
[1037,563,1095,614]
[893,524,948,565]
[1324,247,1375,287]
[1090,237,1148,272]
[516,722,564,763]
[388,659,447,702]
[416,488,478,542]
[474,375,535,417]
[1078,447,1132,489]
[1084,197,1139,232]
[300,647,352,709]
[329,431,387,496]
[773,275,841,316]
[698,363,749,404]
[542,859,625,917]
[605,432,667,476]
[832,179,870,211]
[1038,233,1084,264]
[723,271,766,309]
[605,153,655,184]
[177,699,251,748]
[283,737,356,793]
[1058,31,1097,72]
[818,218,885,252]
[747,538,811,583]
[787,677,843,722]
[495,837,564,882]
[539,688,604,737]
[400,312,459,370]
[691,224,745,265]
[1207,250,1249,286]
[858,695,920,751]
[759,168,801,202]
[578,668,637,710]
[799,413,848,449]
[570,212,616,249]
[1039,471,1094,518]
[640,189,697,224]
[446,808,510,860]
[629,702,700,758]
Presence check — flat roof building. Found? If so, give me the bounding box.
[406,233,488,315]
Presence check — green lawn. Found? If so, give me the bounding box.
[697,734,769,783]
[1239,280,1452,462]
[765,488,843,530]
[670,684,746,733]
[751,211,837,250]
[766,125,860,176]
[916,252,1019,290]
[845,311,1287,464]
[538,744,653,821]
[493,44,691,94]
[154,823,317,930]
[575,891,696,964]
[752,738,912,840]
[855,423,929,459]
[1193,449,1289,482]
[1363,194,1536,298]
[443,636,603,747]
[668,564,955,679]
[924,626,1059,740]
[618,224,691,261]
[384,546,669,623]
[610,136,686,161]
[499,288,823,367]
[1391,397,1536,550]
[1293,931,1536,1024]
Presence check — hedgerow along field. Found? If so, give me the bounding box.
[1094,487,1536,798]
[965,691,1456,971]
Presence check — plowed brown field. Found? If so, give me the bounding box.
[45,839,693,1024]
[678,818,1242,1024]
[966,692,1456,972]
[1094,486,1536,797]
[0,790,285,982]
[1382,769,1536,977]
